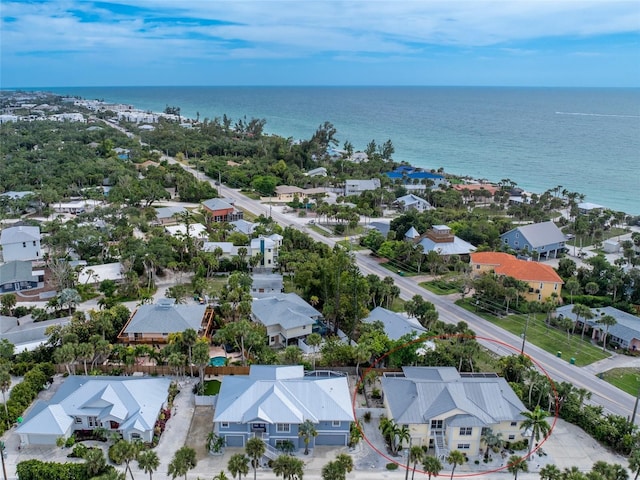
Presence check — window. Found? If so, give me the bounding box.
[221,423,229,429]
[276,423,290,433]
[514,241,519,247]
[540,283,543,289]
[459,427,472,436]
[538,294,542,301]
[131,433,141,440]
[510,421,517,427]
[32,241,36,246]
[457,443,470,450]
[515,233,519,238]
[476,265,480,270]
[22,242,26,248]
[74,417,83,424]
[504,239,509,244]
[88,416,99,427]
[332,421,341,427]
[430,420,443,430]
[508,435,516,440]
[554,283,558,291]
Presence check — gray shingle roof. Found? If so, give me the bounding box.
[214,366,353,424]
[556,305,640,344]
[251,294,321,329]
[505,221,566,247]
[0,225,40,244]
[362,307,426,340]
[154,206,186,219]
[124,299,206,334]
[0,261,35,285]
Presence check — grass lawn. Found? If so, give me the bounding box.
[336,239,364,251]
[566,228,629,248]
[203,380,221,395]
[456,299,610,366]
[378,261,418,277]
[420,276,463,295]
[601,368,640,396]
[308,225,332,237]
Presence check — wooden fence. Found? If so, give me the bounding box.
[54,364,250,376]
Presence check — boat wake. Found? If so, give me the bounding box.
[555,111,640,118]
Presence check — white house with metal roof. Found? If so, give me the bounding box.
[251,293,322,347]
[16,376,171,445]
[381,367,527,457]
[213,365,353,449]
[415,225,477,257]
[362,307,428,341]
[0,226,41,262]
[396,194,433,213]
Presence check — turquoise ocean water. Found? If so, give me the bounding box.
[46,86,640,215]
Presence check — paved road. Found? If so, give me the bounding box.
[171,161,639,425]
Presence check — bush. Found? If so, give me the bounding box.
[363,411,372,423]
[64,435,76,448]
[69,443,88,458]
[386,462,399,470]
[16,459,92,480]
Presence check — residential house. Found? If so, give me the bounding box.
[230,219,257,236]
[202,198,244,222]
[470,252,563,302]
[251,293,322,347]
[213,365,353,449]
[250,273,284,298]
[415,225,476,257]
[306,167,327,177]
[1,315,71,352]
[395,194,433,213]
[202,242,242,259]
[452,184,498,204]
[117,298,214,344]
[165,223,208,240]
[250,235,281,269]
[344,179,381,196]
[578,202,605,215]
[0,191,34,201]
[274,186,305,202]
[362,306,427,341]
[404,226,421,241]
[153,206,187,225]
[0,226,42,262]
[53,199,102,214]
[556,305,640,351]
[386,167,447,190]
[500,221,567,259]
[380,367,527,456]
[0,260,41,293]
[16,376,171,445]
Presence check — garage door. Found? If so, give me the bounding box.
[224,435,245,447]
[315,434,347,446]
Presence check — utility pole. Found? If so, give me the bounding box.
[0,441,7,480]
[630,385,640,429]
[520,314,530,356]
[404,437,412,480]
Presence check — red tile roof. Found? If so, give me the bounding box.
[471,252,563,283]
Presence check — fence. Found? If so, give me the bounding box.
[54,364,250,376]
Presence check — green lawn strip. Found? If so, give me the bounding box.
[601,368,640,396]
[203,380,221,395]
[566,228,629,248]
[420,278,462,295]
[455,299,610,366]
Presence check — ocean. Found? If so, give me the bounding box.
[45,86,640,215]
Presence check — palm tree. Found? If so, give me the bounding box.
[481,428,503,460]
[84,448,107,477]
[572,304,594,341]
[228,453,250,479]
[408,445,424,480]
[335,453,353,474]
[245,437,266,480]
[422,456,442,480]
[298,419,318,455]
[392,423,410,456]
[213,472,230,480]
[182,328,198,378]
[0,367,11,422]
[506,455,528,480]
[520,405,551,454]
[629,449,640,480]
[305,332,322,370]
[272,454,305,480]
[596,314,617,352]
[167,446,197,480]
[539,464,562,480]
[446,450,466,480]
[111,440,141,480]
[137,449,160,480]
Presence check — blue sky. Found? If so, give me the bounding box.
[2,0,639,87]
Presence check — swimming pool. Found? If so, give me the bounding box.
[209,356,227,367]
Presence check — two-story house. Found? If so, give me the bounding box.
[251,293,322,347]
[202,198,244,222]
[381,367,527,457]
[470,252,564,302]
[213,365,353,450]
[500,221,566,259]
[0,226,41,262]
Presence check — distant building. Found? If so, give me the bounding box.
[202,198,244,222]
[153,206,187,225]
[395,194,433,213]
[386,167,447,190]
[344,179,381,196]
[415,225,476,257]
[250,273,284,298]
[0,261,41,293]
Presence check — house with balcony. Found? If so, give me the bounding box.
[16,376,171,445]
[250,235,282,270]
[0,226,41,262]
[386,167,447,191]
[202,198,244,222]
[344,179,381,196]
[251,293,322,347]
[213,365,353,451]
[0,260,41,293]
[470,252,563,302]
[395,194,433,213]
[500,221,566,259]
[380,367,527,457]
[415,225,476,257]
[117,298,215,345]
